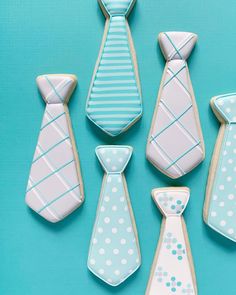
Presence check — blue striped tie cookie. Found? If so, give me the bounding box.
[86,0,142,137]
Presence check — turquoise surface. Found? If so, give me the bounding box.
[1,0,236,294]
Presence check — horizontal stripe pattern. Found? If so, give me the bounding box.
[88,100,140,105]
[87,15,142,136]
[102,0,132,15]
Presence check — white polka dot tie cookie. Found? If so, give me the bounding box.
[204,93,236,241]
[87,145,141,286]
[146,187,197,295]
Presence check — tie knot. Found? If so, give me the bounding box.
[37,74,77,104]
[212,93,236,123]
[100,0,134,16]
[152,187,189,217]
[96,145,132,173]
[159,32,197,61]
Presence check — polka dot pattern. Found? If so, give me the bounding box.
[153,190,189,216]
[149,188,195,294]
[207,94,236,241]
[214,94,236,123]
[95,146,132,173]
[88,146,140,286]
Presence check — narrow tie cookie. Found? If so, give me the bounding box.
[25,74,84,223]
[146,187,197,295]
[86,0,142,137]
[88,145,141,286]
[204,93,236,241]
[146,32,205,179]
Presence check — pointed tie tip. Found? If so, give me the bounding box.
[152,187,190,217]
[86,112,142,138]
[146,151,185,179]
[206,218,236,243]
[25,191,84,223]
[146,145,204,180]
[211,93,236,123]
[36,74,77,104]
[158,31,197,61]
[88,261,140,287]
[25,196,60,223]
[96,145,132,173]
[86,1,142,136]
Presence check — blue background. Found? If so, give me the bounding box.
[1,0,236,294]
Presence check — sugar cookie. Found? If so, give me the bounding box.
[86,0,142,137]
[204,93,236,241]
[25,74,84,223]
[146,187,197,295]
[88,145,141,286]
[146,32,205,179]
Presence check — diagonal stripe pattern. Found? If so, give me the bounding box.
[146,32,204,179]
[25,74,84,223]
[86,0,142,137]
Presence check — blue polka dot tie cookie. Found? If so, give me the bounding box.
[146,187,197,295]
[204,93,236,241]
[88,145,141,286]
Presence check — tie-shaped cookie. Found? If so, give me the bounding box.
[146,32,204,179]
[86,0,142,137]
[88,145,141,286]
[204,93,236,241]
[25,74,84,223]
[146,187,197,295]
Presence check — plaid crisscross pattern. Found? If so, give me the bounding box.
[25,75,83,222]
[161,32,196,61]
[147,32,204,178]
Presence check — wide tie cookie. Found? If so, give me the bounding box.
[25,74,84,223]
[204,93,236,241]
[88,145,141,286]
[146,32,205,179]
[86,0,142,137]
[146,187,197,295]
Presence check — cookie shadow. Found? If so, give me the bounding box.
[27,202,85,232]
[145,155,205,188]
[203,222,236,252]
[87,265,141,293]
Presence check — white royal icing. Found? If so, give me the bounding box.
[146,187,197,295]
[146,32,205,179]
[25,74,84,223]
